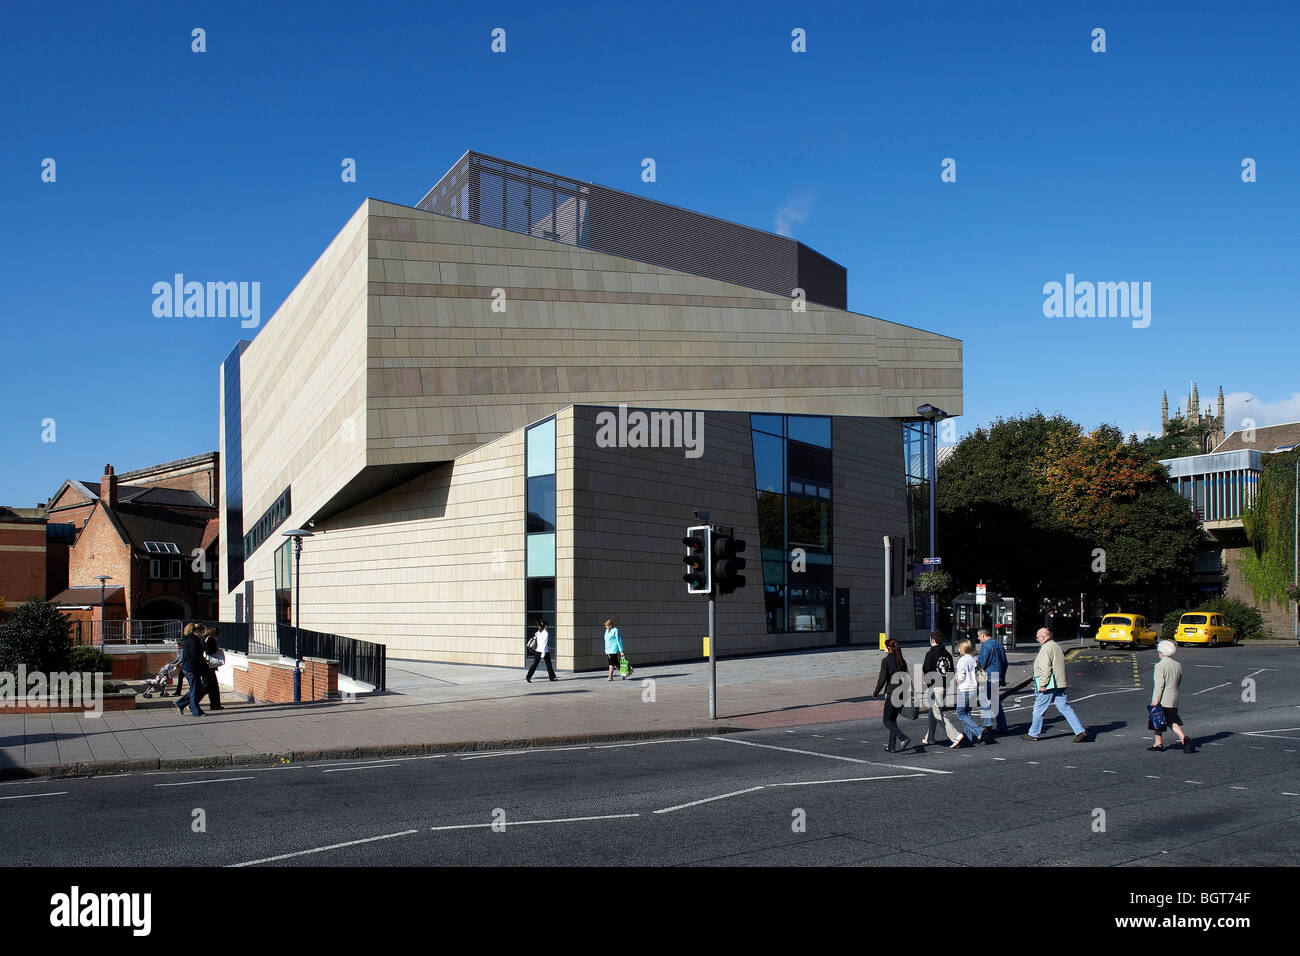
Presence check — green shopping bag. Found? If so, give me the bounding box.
[619,655,632,677]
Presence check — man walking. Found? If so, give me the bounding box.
[526,620,557,683]
[977,628,1009,733]
[1022,627,1087,742]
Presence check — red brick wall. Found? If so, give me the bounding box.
[67,506,133,611]
[0,521,46,603]
[108,650,179,680]
[234,656,337,703]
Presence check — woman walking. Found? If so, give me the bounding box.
[872,638,912,752]
[603,619,626,681]
[1149,640,1192,753]
[952,639,987,748]
[197,625,225,711]
[920,631,963,746]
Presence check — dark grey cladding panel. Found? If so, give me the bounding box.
[418,152,848,310]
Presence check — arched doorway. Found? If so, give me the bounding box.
[138,598,189,621]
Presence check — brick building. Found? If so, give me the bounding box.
[44,455,221,624]
[0,506,48,613]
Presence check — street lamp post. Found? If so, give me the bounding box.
[916,404,950,632]
[281,530,314,702]
[94,575,111,647]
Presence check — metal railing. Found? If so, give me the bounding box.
[68,618,384,690]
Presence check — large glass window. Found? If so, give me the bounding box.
[525,418,557,656]
[750,415,833,633]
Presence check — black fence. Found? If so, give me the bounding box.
[67,618,384,691]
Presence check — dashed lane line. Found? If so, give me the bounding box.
[155,777,254,788]
[462,746,591,761]
[707,735,953,774]
[1192,682,1232,696]
[1244,669,1273,679]
[768,774,924,788]
[429,813,640,830]
[0,791,67,801]
[321,763,401,774]
[231,829,420,866]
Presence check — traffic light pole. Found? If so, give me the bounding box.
[708,584,717,720]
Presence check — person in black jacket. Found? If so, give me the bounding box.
[174,623,205,717]
[872,638,912,752]
[195,625,225,711]
[920,631,962,746]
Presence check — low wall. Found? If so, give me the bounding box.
[104,645,178,680]
[232,655,338,703]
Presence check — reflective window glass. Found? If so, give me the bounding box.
[788,416,831,448]
[526,418,556,477]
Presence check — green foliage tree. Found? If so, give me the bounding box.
[1240,448,1298,606]
[1140,415,1210,461]
[0,598,74,673]
[937,413,1203,633]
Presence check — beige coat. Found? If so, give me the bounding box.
[1151,657,1182,708]
[1032,639,1068,691]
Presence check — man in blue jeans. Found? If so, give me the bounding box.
[977,628,1009,733]
[174,623,206,717]
[1023,627,1087,742]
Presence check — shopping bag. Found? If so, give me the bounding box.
[1148,704,1167,732]
[619,655,632,677]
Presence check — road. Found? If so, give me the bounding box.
[2,645,1297,866]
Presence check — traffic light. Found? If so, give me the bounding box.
[713,529,747,595]
[682,525,711,594]
[889,536,907,596]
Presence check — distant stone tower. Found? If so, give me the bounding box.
[1162,382,1225,452]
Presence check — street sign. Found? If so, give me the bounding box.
[923,557,942,565]
[976,583,987,605]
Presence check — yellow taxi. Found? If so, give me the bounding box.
[1174,612,1237,646]
[1096,614,1158,648]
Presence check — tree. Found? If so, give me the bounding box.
[0,598,74,673]
[937,413,1202,632]
[1141,415,1210,461]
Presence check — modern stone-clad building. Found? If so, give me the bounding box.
[218,151,963,670]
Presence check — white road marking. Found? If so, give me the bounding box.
[1244,669,1273,679]
[654,788,766,813]
[1194,665,1223,669]
[1230,786,1248,791]
[1102,770,1118,774]
[1070,688,1146,704]
[1027,761,1039,765]
[462,745,590,761]
[155,777,254,787]
[992,757,1007,761]
[0,791,67,801]
[1243,728,1300,741]
[1192,682,1232,696]
[321,763,400,774]
[302,755,445,768]
[1282,793,1299,797]
[429,813,640,830]
[1146,775,1160,779]
[769,774,922,788]
[1064,766,1078,769]
[591,738,700,750]
[231,829,419,866]
[707,735,952,775]
[1185,780,1204,784]
[144,766,304,777]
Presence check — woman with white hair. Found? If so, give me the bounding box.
[1149,640,1191,753]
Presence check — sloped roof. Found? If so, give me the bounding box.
[50,586,125,606]
[1213,420,1300,453]
[117,485,213,509]
[112,503,212,557]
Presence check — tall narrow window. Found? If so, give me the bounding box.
[525,418,557,656]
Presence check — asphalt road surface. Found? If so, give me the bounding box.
[2,645,1297,867]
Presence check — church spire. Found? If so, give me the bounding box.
[1161,390,1168,429]
[1217,385,1224,423]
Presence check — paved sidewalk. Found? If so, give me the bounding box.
[0,644,1040,778]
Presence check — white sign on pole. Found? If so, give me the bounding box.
[976,583,987,605]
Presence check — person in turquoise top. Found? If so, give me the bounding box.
[603,619,626,681]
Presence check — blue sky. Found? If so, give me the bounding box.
[2,0,1297,506]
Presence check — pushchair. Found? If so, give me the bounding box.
[142,660,180,699]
